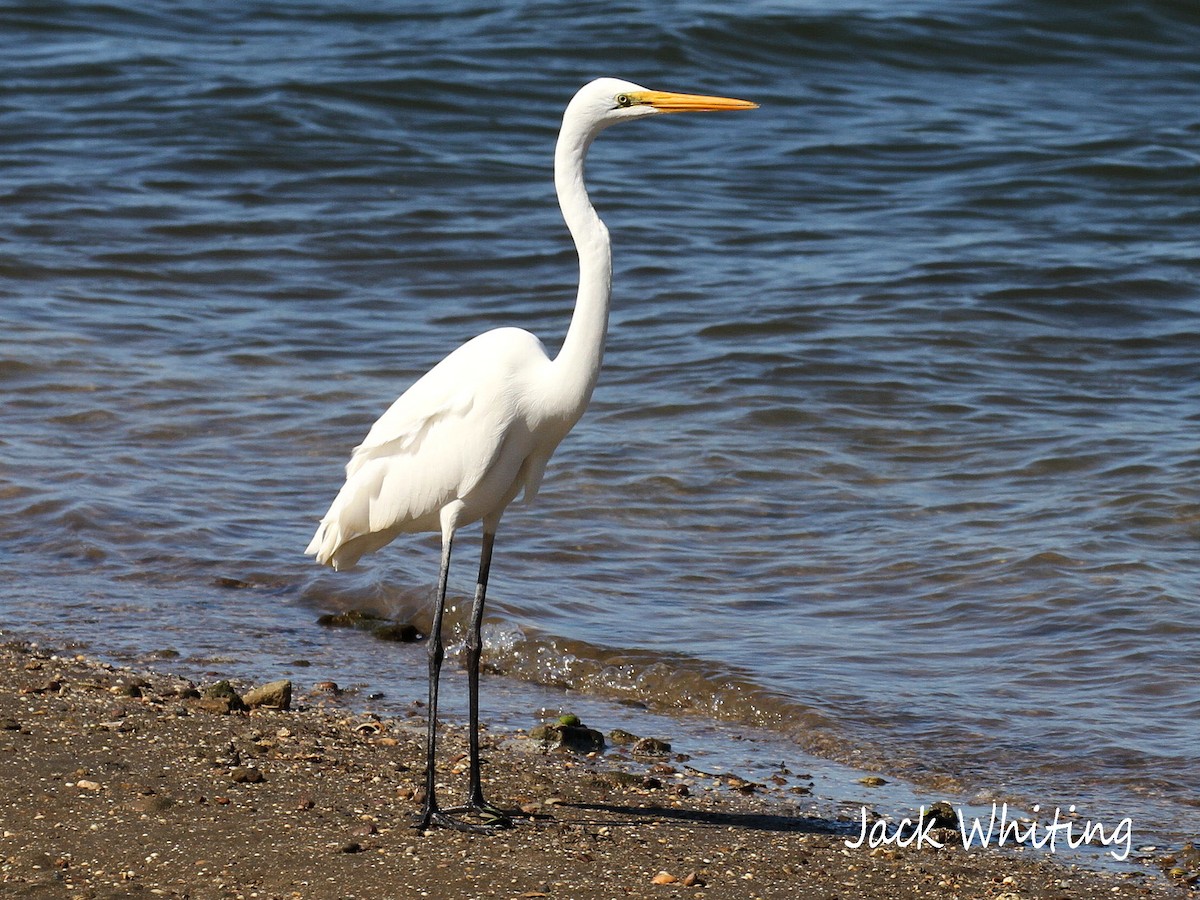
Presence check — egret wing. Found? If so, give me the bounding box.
[306,330,541,569]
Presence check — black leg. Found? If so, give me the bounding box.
[444,530,521,826]
[415,529,510,834]
[416,531,453,830]
[463,531,512,822]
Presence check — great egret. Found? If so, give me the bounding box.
[306,77,756,832]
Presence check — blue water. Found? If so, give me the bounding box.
[2,0,1198,854]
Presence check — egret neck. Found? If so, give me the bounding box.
[548,108,613,423]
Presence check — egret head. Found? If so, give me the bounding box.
[568,77,757,132]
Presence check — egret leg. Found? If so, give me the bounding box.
[460,530,517,823]
[416,532,453,830]
[416,531,508,834]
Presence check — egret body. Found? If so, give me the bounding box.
[306,78,756,831]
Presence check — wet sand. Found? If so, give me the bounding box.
[0,641,1188,899]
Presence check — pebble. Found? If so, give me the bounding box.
[651,871,678,885]
[75,780,102,791]
[196,694,247,715]
[242,680,292,711]
[208,742,241,767]
[370,623,420,642]
[530,722,605,753]
[231,766,264,784]
[316,610,373,628]
[632,737,671,755]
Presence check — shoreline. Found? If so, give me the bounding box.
[0,640,1190,899]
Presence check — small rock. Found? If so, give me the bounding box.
[858,775,887,787]
[371,623,420,642]
[208,742,241,767]
[632,737,671,756]
[724,774,758,793]
[338,842,363,854]
[604,771,644,789]
[681,872,704,887]
[532,723,605,753]
[231,766,264,784]
[203,680,239,699]
[313,680,342,695]
[317,610,373,628]
[608,728,639,746]
[651,871,678,885]
[925,800,957,828]
[0,717,19,731]
[242,680,292,711]
[75,779,102,791]
[201,681,248,713]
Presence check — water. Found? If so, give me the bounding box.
[2,0,1198,855]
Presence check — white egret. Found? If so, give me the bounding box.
[306,77,756,832]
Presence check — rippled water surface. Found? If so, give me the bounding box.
[2,0,1198,850]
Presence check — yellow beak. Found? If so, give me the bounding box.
[630,90,758,113]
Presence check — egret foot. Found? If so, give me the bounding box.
[415,807,511,834]
[445,797,527,828]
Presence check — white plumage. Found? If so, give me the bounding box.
[306,327,559,570]
[305,77,756,832]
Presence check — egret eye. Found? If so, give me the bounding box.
[615,93,633,108]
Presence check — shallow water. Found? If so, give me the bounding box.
[2,0,1198,851]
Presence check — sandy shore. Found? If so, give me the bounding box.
[0,640,1189,899]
